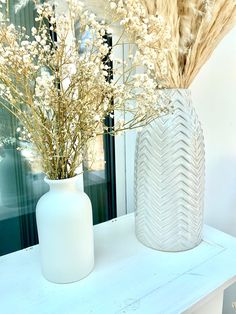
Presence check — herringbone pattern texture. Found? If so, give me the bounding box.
[134,89,205,251]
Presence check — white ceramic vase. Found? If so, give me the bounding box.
[134,89,205,252]
[36,175,94,283]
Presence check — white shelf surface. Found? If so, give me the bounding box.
[1,214,236,314]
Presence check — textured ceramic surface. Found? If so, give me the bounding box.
[134,89,205,252]
[36,175,94,283]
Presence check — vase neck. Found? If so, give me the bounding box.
[45,175,81,192]
[163,88,191,98]
[161,89,192,109]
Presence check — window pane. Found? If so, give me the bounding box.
[84,131,117,224]
[0,1,117,256]
[0,0,46,256]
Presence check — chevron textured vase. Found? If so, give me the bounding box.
[134,89,205,252]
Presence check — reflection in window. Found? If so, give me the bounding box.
[76,22,117,224]
[0,1,117,256]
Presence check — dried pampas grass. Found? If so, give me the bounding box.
[110,0,236,88]
[144,0,236,87]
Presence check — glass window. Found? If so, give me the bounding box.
[0,1,116,256]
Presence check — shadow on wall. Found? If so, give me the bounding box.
[223,282,236,314]
[204,155,236,237]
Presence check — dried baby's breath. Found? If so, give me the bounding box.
[0,0,169,179]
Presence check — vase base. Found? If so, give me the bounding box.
[135,231,202,253]
[41,262,95,284]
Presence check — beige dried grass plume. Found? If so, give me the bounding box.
[123,0,236,88]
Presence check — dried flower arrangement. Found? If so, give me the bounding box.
[108,0,236,88]
[0,0,169,180]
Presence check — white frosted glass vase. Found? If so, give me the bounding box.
[134,89,205,252]
[36,175,94,283]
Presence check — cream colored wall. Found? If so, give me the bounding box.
[191,26,236,236]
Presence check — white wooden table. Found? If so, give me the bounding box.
[1,214,236,314]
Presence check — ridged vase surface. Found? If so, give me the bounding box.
[134,89,205,252]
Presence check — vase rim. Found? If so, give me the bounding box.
[44,174,80,185]
[161,88,190,91]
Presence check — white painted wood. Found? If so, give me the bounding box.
[115,132,127,217]
[1,214,236,314]
[183,290,224,314]
[113,35,127,217]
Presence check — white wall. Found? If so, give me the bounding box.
[191,26,236,236]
